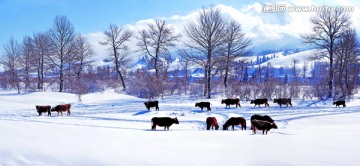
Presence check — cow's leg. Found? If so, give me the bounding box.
[208,106,211,111]
[156,106,159,111]
[253,128,256,134]
[39,112,41,116]
[262,130,265,135]
[232,125,235,131]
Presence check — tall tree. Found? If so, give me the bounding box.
[74,35,93,79]
[1,37,22,93]
[184,6,227,98]
[48,15,77,92]
[137,19,180,77]
[33,32,51,90]
[223,19,251,88]
[334,28,359,98]
[101,24,132,91]
[301,10,351,98]
[21,35,35,90]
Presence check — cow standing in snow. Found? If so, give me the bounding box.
[151,117,179,130]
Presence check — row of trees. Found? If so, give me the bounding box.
[1,6,359,100]
[1,16,93,94]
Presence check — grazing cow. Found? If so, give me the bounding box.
[221,98,241,108]
[51,104,71,116]
[35,105,51,116]
[144,101,159,111]
[273,98,292,107]
[206,117,219,130]
[195,102,211,111]
[333,100,346,107]
[151,117,179,130]
[251,119,278,135]
[223,117,246,130]
[250,98,269,107]
[250,114,275,130]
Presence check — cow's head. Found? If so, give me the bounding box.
[221,99,225,104]
[250,100,254,104]
[273,99,278,103]
[144,102,148,106]
[174,117,179,124]
[195,103,199,107]
[271,122,278,129]
[222,124,227,130]
[215,124,219,130]
[333,102,336,105]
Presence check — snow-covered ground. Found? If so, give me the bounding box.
[1,90,359,166]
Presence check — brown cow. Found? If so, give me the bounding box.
[273,98,292,107]
[221,98,241,108]
[250,114,275,130]
[251,119,278,135]
[35,105,51,116]
[151,117,179,130]
[206,117,219,130]
[144,101,159,111]
[333,100,346,107]
[223,117,246,130]
[195,102,211,111]
[51,104,71,116]
[250,98,269,107]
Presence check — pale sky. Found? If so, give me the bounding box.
[1,0,359,56]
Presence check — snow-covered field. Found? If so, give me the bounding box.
[1,90,360,166]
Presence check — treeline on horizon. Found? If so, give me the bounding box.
[0,6,359,101]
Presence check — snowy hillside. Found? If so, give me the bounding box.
[1,90,360,165]
[257,49,327,68]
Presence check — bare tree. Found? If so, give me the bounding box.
[33,32,51,90]
[301,10,351,98]
[334,28,359,98]
[184,6,227,98]
[74,35,93,79]
[137,19,180,77]
[223,19,251,89]
[101,24,132,91]
[1,37,22,93]
[21,35,35,90]
[48,15,78,92]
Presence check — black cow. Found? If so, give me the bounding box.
[221,98,241,108]
[251,119,278,135]
[273,98,292,107]
[250,98,269,107]
[223,117,246,130]
[333,100,346,107]
[206,117,219,130]
[51,104,71,116]
[35,105,51,116]
[144,101,159,111]
[250,114,275,130]
[195,102,211,111]
[151,117,179,130]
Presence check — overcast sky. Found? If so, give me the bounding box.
[0,0,359,56]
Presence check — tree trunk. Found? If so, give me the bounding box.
[328,50,333,98]
[59,64,64,92]
[207,53,211,99]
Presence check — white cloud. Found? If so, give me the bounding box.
[86,0,360,63]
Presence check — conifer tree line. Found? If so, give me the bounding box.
[0,6,359,100]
